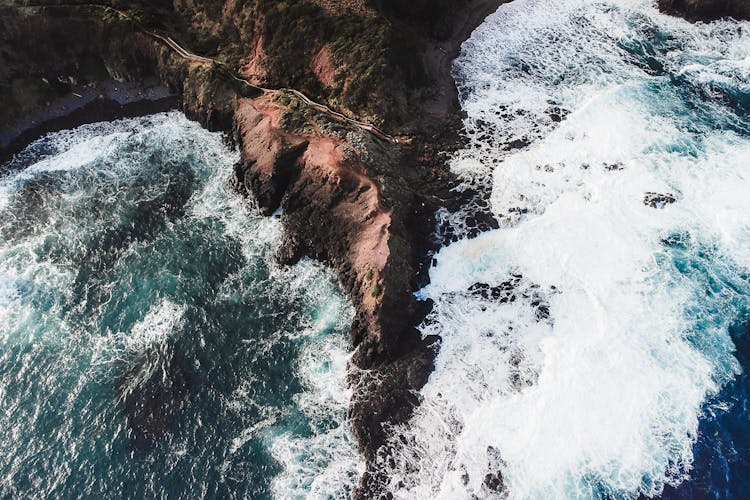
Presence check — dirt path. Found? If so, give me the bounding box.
[31,2,398,143]
[146,28,398,143]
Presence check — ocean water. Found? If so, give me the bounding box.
[0,112,360,499]
[381,0,750,498]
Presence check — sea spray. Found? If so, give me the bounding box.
[383,0,750,498]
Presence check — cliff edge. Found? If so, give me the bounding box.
[658,0,750,20]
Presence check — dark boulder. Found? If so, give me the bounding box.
[644,192,677,209]
[658,0,750,21]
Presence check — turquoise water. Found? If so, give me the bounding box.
[0,113,358,498]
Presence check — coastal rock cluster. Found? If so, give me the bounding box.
[230,93,440,493]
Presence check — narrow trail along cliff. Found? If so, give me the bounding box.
[42,2,399,143]
[145,27,399,143]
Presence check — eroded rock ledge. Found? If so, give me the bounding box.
[658,0,750,21]
[231,91,442,496]
[0,1,503,496]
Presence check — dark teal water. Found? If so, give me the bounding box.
[0,113,358,499]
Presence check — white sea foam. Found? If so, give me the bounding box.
[125,299,186,351]
[265,277,360,499]
[90,299,188,385]
[0,274,18,305]
[0,184,10,212]
[269,331,361,500]
[384,1,750,498]
[0,113,358,498]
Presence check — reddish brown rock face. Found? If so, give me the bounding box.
[233,95,391,329]
[231,96,446,496]
[233,99,309,214]
[310,45,337,88]
[239,33,268,84]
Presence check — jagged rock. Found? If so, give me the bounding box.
[468,279,520,303]
[644,192,677,209]
[483,446,507,496]
[658,0,750,21]
[603,161,625,171]
[468,275,553,324]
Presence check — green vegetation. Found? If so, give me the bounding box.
[0,0,474,131]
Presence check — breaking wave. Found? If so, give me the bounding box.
[384,1,750,498]
[0,112,358,498]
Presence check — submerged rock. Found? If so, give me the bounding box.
[644,192,677,209]
[116,346,192,451]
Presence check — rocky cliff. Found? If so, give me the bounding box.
[0,0,502,496]
[659,0,750,20]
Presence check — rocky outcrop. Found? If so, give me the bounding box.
[0,1,504,497]
[230,93,447,496]
[644,192,677,209]
[658,0,750,21]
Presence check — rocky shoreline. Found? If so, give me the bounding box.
[658,0,750,21]
[0,78,177,165]
[0,1,502,496]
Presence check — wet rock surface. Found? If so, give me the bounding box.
[468,276,554,323]
[658,0,750,21]
[644,192,677,209]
